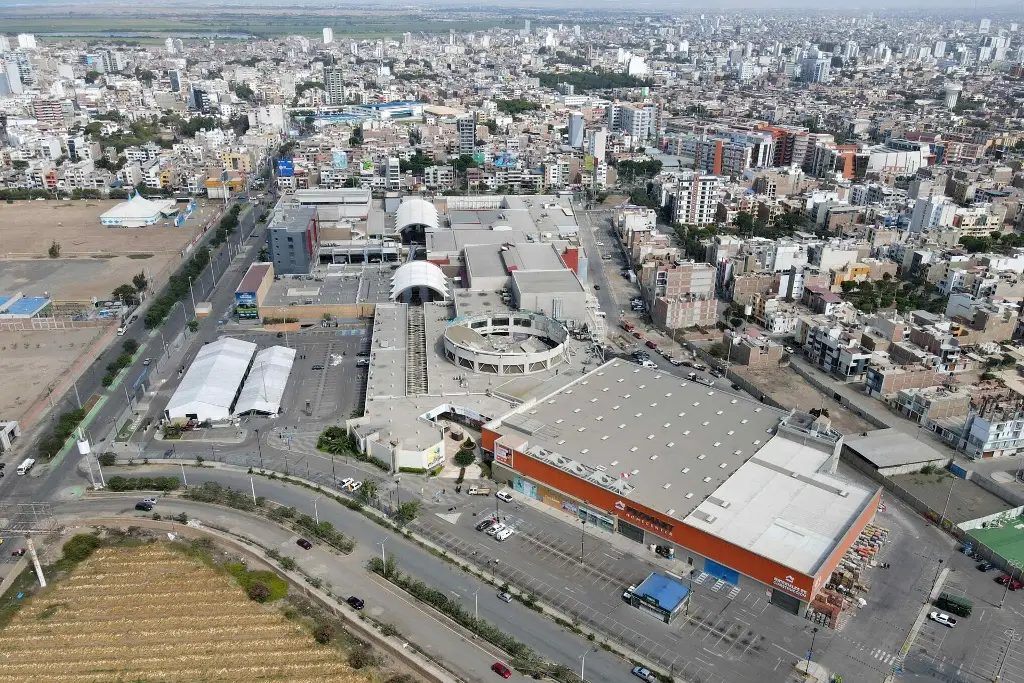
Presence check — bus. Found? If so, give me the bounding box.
[936,592,972,617]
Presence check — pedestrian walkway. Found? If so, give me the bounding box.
[501,487,692,576]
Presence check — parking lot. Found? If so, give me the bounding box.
[413,494,834,683]
[226,324,370,421]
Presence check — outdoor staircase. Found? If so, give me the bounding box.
[406,304,428,395]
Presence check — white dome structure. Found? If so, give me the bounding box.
[390,261,449,302]
[395,198,438,241]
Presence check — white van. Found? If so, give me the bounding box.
[16,458,35,475]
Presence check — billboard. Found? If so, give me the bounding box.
[276,158,294,177]
[332,151,348,170]
[473,151,486,165]
[359,158,374,174]
[495,443,513,467]
[235,291,257,306]
[236,304,259,319]
[584,155,595,172]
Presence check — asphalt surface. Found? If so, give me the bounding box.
[57,466,633,683]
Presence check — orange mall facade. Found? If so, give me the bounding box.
[482,428,881,615]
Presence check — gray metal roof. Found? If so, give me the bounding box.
[494,360,786,521]
[511,269,584,295]
[844,429,949,468]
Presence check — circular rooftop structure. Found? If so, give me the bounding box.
[444,311,569,375]
[395,198,438,243]
[390,261,449,302]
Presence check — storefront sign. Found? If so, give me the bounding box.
[561,501,578,514]
[495,443,513,466]
[773,575,808,599]
[425,444,444,469]
[614,500,625,511]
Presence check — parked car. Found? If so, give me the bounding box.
[135,502,153,512]
[631,666,657,682]
[491,662,513,679]
[496,527,516,541]
[593,284,601,290]
[495,490,513,503]
[622,585,637,601]
[645,340,657,349]
[997,575,1024,590]
[928,611,957,627]
[349,481,363,493]
[312,364,324,370]
[784,346,795,354]
[632,331,644,339]
[486,523,506,537]
[978,562,997,572]
[346,596,365,610]
[498,591,513,603]
[669,358,684,366]
[10,548,25,557]
[340,477,355,489]
[276,332,284,338]
[296,538,313,550]
[476,518,496,532]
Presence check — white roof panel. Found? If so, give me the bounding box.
[166,338,257,422]
[234,346,296,415]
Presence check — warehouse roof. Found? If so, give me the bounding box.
[237,263,273,294]
[511,269,584,295]
[491,360,784,520]
[166,338,257,420]
[684,438,877,575]
[843,429,949,469]
[234,345,296,415]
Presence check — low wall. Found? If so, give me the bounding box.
[966,469,1024,507]
[0,318,113,331]
[957,505,1024,531]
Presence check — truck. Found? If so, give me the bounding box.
[467,486,491,496]
[936,592,973,617]
[16,458,35,475]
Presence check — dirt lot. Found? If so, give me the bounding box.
[0,328,105,421]
[0,542,365,682]
[0,199,217,300]
[888,469,1012,524]
[738,365,877,435]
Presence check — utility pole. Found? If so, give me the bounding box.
[255,428,264,469]
[938,476,956,530]
[580,518,586,564]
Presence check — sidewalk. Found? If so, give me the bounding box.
[504,487,692,577]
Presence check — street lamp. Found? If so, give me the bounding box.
[378,539,387,572]
[1000,560,1024,608]
[932,558,944,594]
[807,626,819,666]
[313,494,323,525]
[580,518,586,565]
[579,646,592,682]
[254,428,264,469]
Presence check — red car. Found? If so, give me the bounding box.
[997,575,1023,589]
[491,662,512,679]
[646,340,658,350]
[632,331,644,339]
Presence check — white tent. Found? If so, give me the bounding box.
[234,346,296,415]
[100,191,178,227]
[166,338,257,422]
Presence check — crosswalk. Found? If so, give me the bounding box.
[869,648,897,665]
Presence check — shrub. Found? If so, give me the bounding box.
[314,621,336,645]
[60,534,101,564]
[101,374,114,387]
[454,450,475,468]
[347,647,378,667]
[247,580,272,602]
[105,476,180,492]
[121,339,139,355]
[97,452,117,467]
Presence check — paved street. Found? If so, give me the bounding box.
[57,467,634,683]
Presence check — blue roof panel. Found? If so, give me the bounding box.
[635,572,690,612]
[7,297,50,315]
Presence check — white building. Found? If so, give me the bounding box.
[165,338,258,422]
[323,27,334,44]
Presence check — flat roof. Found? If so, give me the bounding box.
[268,203,316,232]
[464,242,566,281]
[237,263,272,294]
[367,303,408,401]
[512,269,584,295]
[453,290,514,317]
[685,438,876,575]
[634,572,690,612]
[492,360,785,520]
[844,429,949,468]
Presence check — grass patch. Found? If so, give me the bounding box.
[127,253,154,259]
[225,561,288,602]
[36,603,68,620]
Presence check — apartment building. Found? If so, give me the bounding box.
[805,324,872,379]
[640,259,718,330]
[268,204,320,275]
[656,171,722,226]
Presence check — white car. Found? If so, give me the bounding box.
[141,497,158,505]
[596,241,605,246]
[496,527,516,541]
[340,477,355,489]
[349,481,363,493]
[486,523,506,537]
[495,490,513,503]
[928,611,957,628]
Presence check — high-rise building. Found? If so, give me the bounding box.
[101,50,127,74]
[943,82,962,109]
[979,18,991,34]
[457,116,476,154]
[567,112,584,148]
[403,32,412,48]
[168,69,181,93]
[934,41,947,58]
[799,57,831,83]
[0,73,11,98]
[324,67,345,105]
[268,205,320,275]
[669,171,723,226]
[164,37,175,54]
[524,19,531,32]
[16,34,36,50]
[3,60,23,95]
[387,157,401,190]
[0,36,10,53]
[188,85,210,112]
[323,27,334,44]
[587,128,607,161]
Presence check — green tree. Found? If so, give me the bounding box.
[112,283,139,305]
[359,479,378,503]
[733,211,754,234]
[395,501,421,525]
[247,580,272,602]
[122,338,139,355]
[48,241,61,258]
[234,83,255,102]
[132,271,148,293]
[12,160,29,171]
[454,449,476,468]
[188,319,199,333]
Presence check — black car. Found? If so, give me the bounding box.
[978,562,997,571]
[346,596,365,610]
[296,538,313,550]
[356,351,371,357]
[276,332,284,338]
[312,364,324,370]
[476,518,496,532]
[135,502,153,512]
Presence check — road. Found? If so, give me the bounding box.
[4,195,270,503]
[58,466,634,683]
